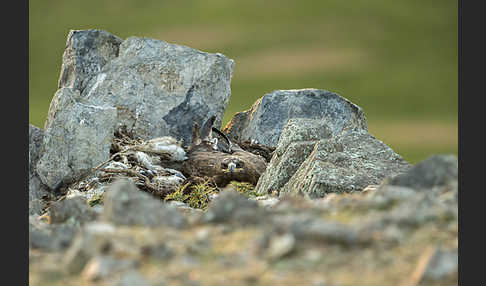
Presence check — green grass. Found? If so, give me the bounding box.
[29,0,457,164]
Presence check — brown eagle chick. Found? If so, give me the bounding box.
[181,116,267,187]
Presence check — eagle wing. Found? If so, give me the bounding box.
[199,115,216,141]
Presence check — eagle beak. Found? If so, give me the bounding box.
[228,162,236,173]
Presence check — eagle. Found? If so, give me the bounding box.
[181,116,268,187]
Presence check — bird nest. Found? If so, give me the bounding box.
[54,118,275,209]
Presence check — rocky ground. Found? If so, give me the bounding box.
[29,154,458,286]
[29,29,458,286]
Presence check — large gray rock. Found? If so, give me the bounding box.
[29,124,50,215]
[57,29,123,93]
[281,129,410,198]
[223,89,367,146]
[37,30,234,189]
[255,119,333,195]
[36,88,117,190]
[79,35,234,143]
[387,154,458,190]
[102,179,187,228]
[40,30,121,190]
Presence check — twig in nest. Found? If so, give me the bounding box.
[91,151,127,173]
[102,168,171,198]
[91,144,140,173]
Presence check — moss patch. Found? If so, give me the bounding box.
[165,180,218,210]
[87,193,104,207]
[229,181,260,198]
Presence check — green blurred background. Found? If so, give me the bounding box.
[29,0,457,164]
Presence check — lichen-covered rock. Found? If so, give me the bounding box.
[37,29,234,190]
[258,141,316,191]
[29,124,44,171]
[57,29,123,93]
[36,88,117,190]
[102,179,187,228]
[29,216,79,251]
[223,89,367,146]
[29,124,50,215]
[29,176,49,216]
[255,119,333,195]
[281,129,410,198]
[387,154,458,190]
[48,197,98,224]
[79,35,234,143]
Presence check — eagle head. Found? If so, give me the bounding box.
[221,157,244,173]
